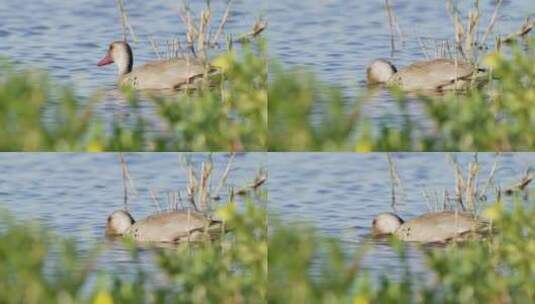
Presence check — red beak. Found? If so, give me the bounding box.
[97,53,114,66]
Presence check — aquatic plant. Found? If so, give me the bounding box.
[151,44,267,151]
[0,66,110,151]
[0,214,99,303]
[0,43,267,152]
[155,201,267,303]
[268,38,535,151]
[268,65,359,151]
[0,199,266,304]
[420,42,535,151]
[268,195,535,304]
[1,189,533,303]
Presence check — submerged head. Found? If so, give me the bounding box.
[371,212,404,236]
[97,41,133,75]
[106,210,135,236]
[366,59,397,84]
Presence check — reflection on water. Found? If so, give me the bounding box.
[0,0,266,131]
[268,153,535,279]
[0,152,265,278]
[267,0,534,127]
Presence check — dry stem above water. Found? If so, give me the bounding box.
[384,0,404,56]
[117,153,266,215]
[384,0,531,64]
[115,0,266,61]
[387,153,533,216]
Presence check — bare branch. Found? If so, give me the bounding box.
[213,153,236,200]
[503,168,535,195]
[119,153,129,209]
[116,0,137,42]
[481,0,502,46]
[149,188,163,213]
[500,16,535,43]
[210,0,234,46]
[234,168,267,195]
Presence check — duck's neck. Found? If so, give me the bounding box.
[116,48,133,76]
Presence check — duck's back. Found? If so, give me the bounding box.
[394,211,481,242]
[128,211,221,243]
[389,59,474,91]
[120,58,207,90]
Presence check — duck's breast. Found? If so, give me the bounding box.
[394,211,478,242]
[121,58,207,90]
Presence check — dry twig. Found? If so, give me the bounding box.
[481,0,502,46]
[503,168,535,196]
[386,153,406,212]
[233,19,268,43]
[210,0,234,46]
[149,188,163,213]
[213,153,236,200]
[384,0,404,54]
[500,16,535,43]
[234,168,267,195]
[116,0,137,41]
[448,154,466,211]
[119,153,138,210]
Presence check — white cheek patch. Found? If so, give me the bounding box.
[116,219,131,232]
[110,213,133,234]
[112,47,129,75]
[374,213,402,234]
[370,61,395,83]
[379,218,398,232]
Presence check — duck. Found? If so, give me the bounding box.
[97,41,216,90]
[105,209,225,243]
[366,58,485,92]
[371,211,489,242]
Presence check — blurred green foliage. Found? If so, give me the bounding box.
[1,196,534,303]
[3,39,533,152]
[0,44,266,152]
[268,66,358,151]
[0,200,266,304]
[268,41,535,151]
[269,199,535,304]
[422,45,535,151]
[0,215,98,303]
[155,202,267,303]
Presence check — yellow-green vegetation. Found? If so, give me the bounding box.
[268,41,535,151]
[422,201,535,303]
[268,198,535,303]
[423,46,535,151]
[0,201,266,304]
[0,45,267,152]
[2,194,534,303]
[268,66,358,151]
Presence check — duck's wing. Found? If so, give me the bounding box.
[130,212,220,243]
[395,211,480,242]
[392,59,475,91]
[121,58,209,90]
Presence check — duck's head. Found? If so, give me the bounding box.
[371,212,404,236]
[97,41,133,75]
[366,59,397,84]
[106,210,135,236]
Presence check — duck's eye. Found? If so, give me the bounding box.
[372,219,377,225]
[107,216,111,223]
